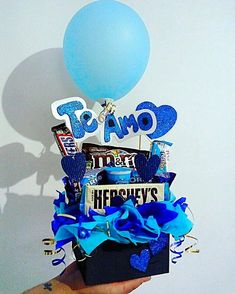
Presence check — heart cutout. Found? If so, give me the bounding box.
[149,234,168,256]
[136,102,177,139]
[130,249,150,272]
[134,154,160,182]
[61,152,86,182]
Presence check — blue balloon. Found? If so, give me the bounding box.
[63,0,150,101]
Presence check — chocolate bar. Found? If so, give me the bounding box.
[82,143,149,169]
[81,183,165,214]
[51,123,78,156]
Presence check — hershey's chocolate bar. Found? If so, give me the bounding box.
[82,183,165,214]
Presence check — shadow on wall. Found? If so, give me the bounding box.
[0,142,62,195]
[1,48,94,195]
[0,193,59,293]
[0,49,94,291]
[2,48,94,148]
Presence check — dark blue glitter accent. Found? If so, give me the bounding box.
[130,249,150,272]
[149,234,168,256]
[135,154,161,182]
[61,152,86,182]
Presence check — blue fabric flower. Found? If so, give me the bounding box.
[137,201,178,226]
[161,199,193,240]
[51,192,193,254]
[111,200,161,244]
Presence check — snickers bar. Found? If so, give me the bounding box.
[51,123,78,156]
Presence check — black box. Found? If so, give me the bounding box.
[73,234,169,285]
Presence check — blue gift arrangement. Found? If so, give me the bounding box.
[45,0,198,285]
[48,122,195,284]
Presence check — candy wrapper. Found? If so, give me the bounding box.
[81,183,166,214]
[82,143,149,169]
[51,123,78,156]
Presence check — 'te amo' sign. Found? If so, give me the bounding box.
[51,97,177,144]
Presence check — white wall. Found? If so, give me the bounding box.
[0,1,234,293]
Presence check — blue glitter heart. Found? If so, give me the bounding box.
[136,101,177,139]
[61,152,86,182]
[130,249,150,272]
[149,234,168,256]
[134,154,160,182]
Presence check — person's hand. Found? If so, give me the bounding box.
[23,261,151,294]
